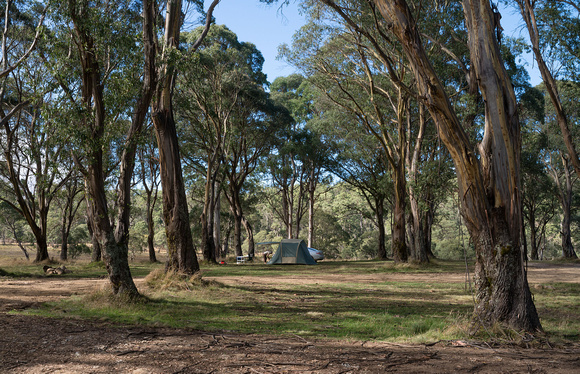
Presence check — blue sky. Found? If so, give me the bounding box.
[210,1,306,84]
[205,1,540,86]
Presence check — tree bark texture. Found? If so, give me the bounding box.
[556,156,577,259]
[213,187,221,259]
[371,0,541,331]
[376,197,387,259]
[146,190,157,263]
[407,103,429,263]
[152,0,199,274]
[242,216,255,259]
[68,0,160,296]
[200,157,218,263]
[391,161,408,263]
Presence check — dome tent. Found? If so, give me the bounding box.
[265,239,317,265]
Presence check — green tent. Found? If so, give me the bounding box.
[266,239,317,265]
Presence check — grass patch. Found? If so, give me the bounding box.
[4,256,578,344]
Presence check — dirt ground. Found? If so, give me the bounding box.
[1,262,579,373]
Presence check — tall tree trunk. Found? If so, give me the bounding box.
[233,211,243,257]
[371,0,541,331]
[200,156,217,263]
[228,184,246,258]
[152,0,199,274]
[242,216,254,259]
[60,212,68,261]
[407,103,429,263]
[146,190,157,263]
[528,208,539,261]
[307,165,316,247]
[213,187,221,259]
[376,197,387,259]
[423,191,436,258]
[558,156,577,259]
[391,161,408,263]
[152,109,199,273]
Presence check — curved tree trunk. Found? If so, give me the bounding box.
[372,0,541,331]
[517,0,580,178]
[407,103,429,263]
[151,0,200,274]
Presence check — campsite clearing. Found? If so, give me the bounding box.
[1,260,579,373]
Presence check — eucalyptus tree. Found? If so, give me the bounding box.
[268,75,315,241]
[514,0,580,178]
[151,0,220,273]
[178,25,287,259]
[281,7,419,262]
[326,120,392,259]
[519,88,557,261]
[177,24,251,263]
[546,151,577,259]
[135,128,160,263]
[223,94,289,259]
[55,167,85,261]
[360,0,542,331]
[538,80,580,259]
[42,0,160,296]
[521,147,557,261]
[0,1,66,263]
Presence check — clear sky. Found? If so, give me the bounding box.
[205,1,541,87]
[209,0,306,84]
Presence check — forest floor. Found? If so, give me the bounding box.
[1,262,579,373]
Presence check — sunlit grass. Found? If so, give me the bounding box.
[2,247,578,344]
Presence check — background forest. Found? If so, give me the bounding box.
[0,0,578,268]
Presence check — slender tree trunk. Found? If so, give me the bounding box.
[371,0,541,331]
[152,0,199,274]
[559,156,577,259]
[146,190,157,263]
[307,165,316,247]
[376,197,387,259]
[528,209,539,260]
[201,157,217,263]
[85,183,102,262]
[242,216,254,259]
[213,187,221,259]
[424,192,436,258]
[60,212,68,261]
[407,103,429,263]
[233,211,243,257]
[392,162,408,263]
